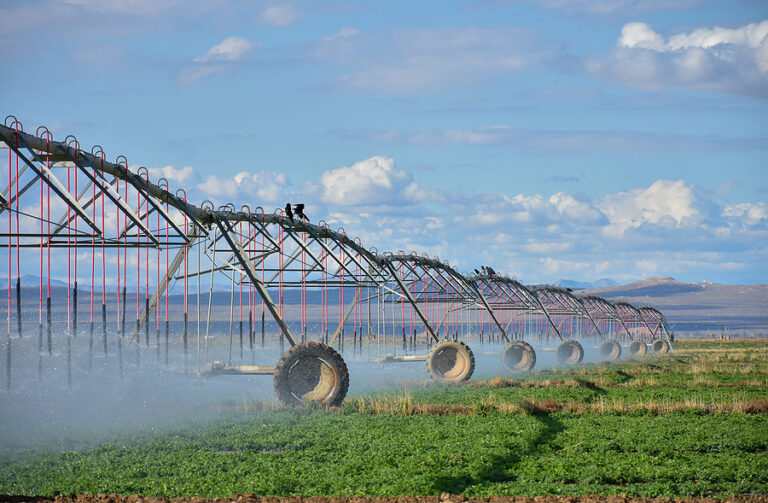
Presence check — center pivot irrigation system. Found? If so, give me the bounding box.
[1,118,672,406]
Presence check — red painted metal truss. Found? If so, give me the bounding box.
[1,120,671,352]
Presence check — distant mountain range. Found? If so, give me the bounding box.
[556,278,618,290]
[0,275,67,287]
[3,274,765,335]
[582,276,768,334]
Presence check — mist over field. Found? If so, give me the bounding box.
[1,272,765,449]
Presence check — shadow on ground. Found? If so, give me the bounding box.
[429,399,565,494]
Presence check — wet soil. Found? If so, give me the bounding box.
[1,494,766,503]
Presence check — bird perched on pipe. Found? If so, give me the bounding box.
[294,203,308,222]
[284,203,294,222]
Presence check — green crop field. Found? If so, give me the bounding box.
[1,339,767,498]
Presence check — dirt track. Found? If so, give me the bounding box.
[1,494,767,503]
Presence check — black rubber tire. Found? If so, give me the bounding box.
[273,342,349,407]
[556,339,584,365]
[599,339,622,361]
[652,339,671,354]
[628,340,648,357]
[426,339,475,383]
[501,340,536,372]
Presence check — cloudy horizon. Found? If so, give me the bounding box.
[1,0,766,285]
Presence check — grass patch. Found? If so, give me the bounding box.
[1,412,766,498]
[1,339,767,498]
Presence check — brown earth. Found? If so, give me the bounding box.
[585,276,768,332]
[2,494,767,503]
[344,397,768,416]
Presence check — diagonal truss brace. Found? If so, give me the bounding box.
[4,139,102,237]
[466,281,509,343]
[215,217,297,347]
[132,229,201,334]
[382,260,439,343]
[45,147,160,245]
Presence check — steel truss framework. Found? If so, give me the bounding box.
[638,306,671,339]
[614,302,658,342]
[470,275,562,340]
[1,120,672,375]
[580,295,635,340]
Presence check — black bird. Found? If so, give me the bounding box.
[487,266,496,276]
[474,268,481,275]
[284,203,294,222]
[294,203,307,221]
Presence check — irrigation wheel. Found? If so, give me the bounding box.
[652,339,671,354]
[628,340,648,357]
[273,341,349,407]
[426,339,475,383]
[556,339,584,365]
[599,339,622,361]
[501,340,536,372]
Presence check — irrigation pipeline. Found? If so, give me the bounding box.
[0,119,673,397]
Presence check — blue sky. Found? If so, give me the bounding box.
[1,0,767,285]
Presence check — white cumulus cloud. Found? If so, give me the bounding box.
[620,20,768,52]
[194,36,254,63]
[598,179,701,236]
[723,202,768,226]
[148,165,197,184]
[665,21,768,51]
[197,170,288,206]
[178,36,258,84]
[589,20,768,97]
[174,156,766,283]
[549,192,606,224]
[464,191,607,229]
[318,156,427,206]
[618,22,667,50]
